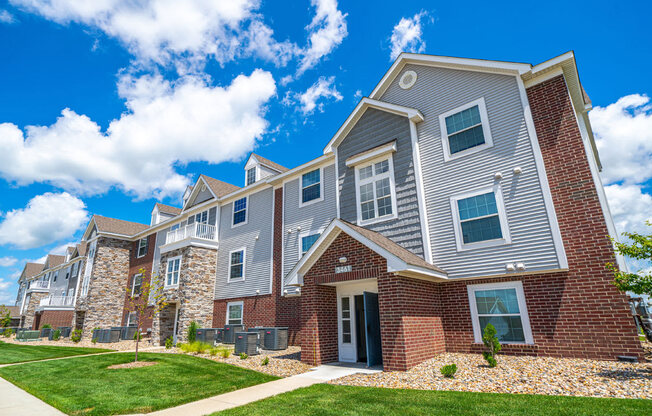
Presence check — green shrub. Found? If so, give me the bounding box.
[42,324,52,329]
[71,329,82,343]
[187,321,198,343]
[52,329,61,341]
[165,336,173,349]
[440,364,457,378]
[482,324,501,368]
[179,343,192,353]
[2,328,13,337]
[133,331,141,341]
[239,352,248,360]
[261,356,269,366]
[217,347,231,358]
[195,342,210,354]
[209,347,219,356]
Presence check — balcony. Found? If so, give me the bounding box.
[161,222,218,253]
[27,280,49,291]
[38,295,75,309]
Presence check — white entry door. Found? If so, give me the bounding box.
[336,279,378,363]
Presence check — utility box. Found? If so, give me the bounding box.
[248,327,268,347]
[263,327,289,350]
[97,328,121,343]
[196,328,219,344]
[40,328,53,339]
[215,328,224,343]
[234,332,259,356]
[58,327,72,338]
[223,325,244,344]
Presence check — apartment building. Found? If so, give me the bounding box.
[12,51,643,372]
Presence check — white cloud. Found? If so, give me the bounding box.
[243,20,299,67]
[297,0,347,75]
[604,184,652,235]
[590,94,652,186]
[353,89,362,100]
[389,11,429,60]
[0,192,89,249]
[297,76,342,114]
[0,257,18,267]
[0,70,276,198]
[0,279,11,291]
[0,9,16,23]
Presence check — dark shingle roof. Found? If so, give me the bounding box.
[251,153,289,173]
[93,215,149,237]
[199,175,241,198]
[155,203,182,216]
[46,255,65,269]
[23,263,44,279]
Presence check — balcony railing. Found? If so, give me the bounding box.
[39,295,75,307]
[166,223,216,245]
[28,281,49,290]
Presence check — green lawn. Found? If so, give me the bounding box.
[216,384,652,416]
[0,341,112,364]
[0,352,277,415]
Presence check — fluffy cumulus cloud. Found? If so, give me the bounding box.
[0,70,277,198]
[590,94,652,237]
[0,9,16,23]
[297,0,347,75]
[0,192,89,249]
[0,257,18,267]
[296,76,342,114]
[389,11,429,60]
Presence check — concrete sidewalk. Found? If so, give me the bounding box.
[128,363,381,416]
[0,377,66,416]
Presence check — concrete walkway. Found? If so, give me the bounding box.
[0,376,66,416]
[128,363,381,416]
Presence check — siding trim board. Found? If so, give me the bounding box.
[409,119,433,264]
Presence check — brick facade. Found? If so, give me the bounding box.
[81,237,131,337]
[120,233,157,333]
[37,310,74,329]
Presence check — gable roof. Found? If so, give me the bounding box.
[323,98,424,153]
[200,175,241,198]
[155,203,181,216]
[2,305,20,317]
[248,153,289,173]
[286,219,446,287]
[23,263,44,279]
[75,242,87,257]
[45,255,65,269]
[93,215,149,237]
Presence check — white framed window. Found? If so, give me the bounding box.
[300,168,323,207]
[52,272,57,282]
[354,156,398,226]
[246,167,257,186]
[340,297,352,344]
[127,311,138,327]
[137,237,148,258]
[170,223,180,231]
[439,97,493,161]
[71,262,78,278]
[450,185,511,251]
[188,210,208,225]
[232,197,248,227]
[299,231,321,258]
[228,248,245,282]
[165,256,181,287]
[226,301,243,325]
[131,273,143,297]
[467,281,533,344]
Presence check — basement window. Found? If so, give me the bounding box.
[227,301,243,325]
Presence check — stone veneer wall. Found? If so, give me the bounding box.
[152,246,216,345]
[81,237,131,338]
[22,291,48,329]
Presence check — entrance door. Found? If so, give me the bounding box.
[363,291,382,367]
[337,296,356,362]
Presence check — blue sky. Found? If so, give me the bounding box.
[0,0,651,303]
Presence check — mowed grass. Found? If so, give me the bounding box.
[0,352,278,415]
[0,340,112,364]
[216,384,652,416]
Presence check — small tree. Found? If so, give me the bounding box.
[124,268,168,362]
[0,305,11,328]
[607,221,652,296]
[187,321,198,343]
[482,324,501,368]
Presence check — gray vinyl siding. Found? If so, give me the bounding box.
[214,188,274,299]
[191,187,214,207]
[336,108,425,258]
[48,266,69,296]
[258,165,279,180]
[152,227,170,275]
[283,164,337,281]
[380,64,560,278]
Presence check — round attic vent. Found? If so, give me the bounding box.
[201,184,207,192]
[399,70,417,89]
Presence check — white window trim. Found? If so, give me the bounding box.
[136,237,148,258]
[439,97,493,162]
[298,228,325,261]
[466,281,534,345]
[231,196,249,228]
[450,185,511,251]
[165,256,181,288]
[245,166,257,186]
[299,167,324,208]
[131,273,143,297]
[226,301,244,325]
[228,247,246,282]
[354,154,399,226]
[127,311,138,327]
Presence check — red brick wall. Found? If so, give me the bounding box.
[38,310,74,329]
[212,294,277,328]
[120,233,156,332]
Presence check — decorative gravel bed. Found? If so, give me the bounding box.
[2,335,153,351]
[330,350,652,400]
[167,345,312,377]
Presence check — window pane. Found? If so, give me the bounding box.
[359,165,373,180]
[457,193,498,221]
[302,183,321,203]
[342,320,351,343]
[361,201,375,220]
[360,183,374,202]
[231,251,243,265]
[302,169,320,187]
[229,305,242,320]
[475,289,520,314]
[341,297,350,317]
[230,264,243,279]
[374,159,389,174]
[301,234,320,254]
[375,177,391,198]
[461,216,502,243]
[377,196,393,217]
[449,125,486,154]
[445,105,482,134]
[173,259,180,272]
[233,210,246,225]
[479,315,525,343]
[246,168,256,185]
[234,197,247,212]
